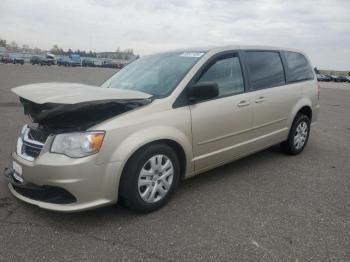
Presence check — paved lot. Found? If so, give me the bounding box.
[0,64,349,261]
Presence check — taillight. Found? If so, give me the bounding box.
[317,83,320,100]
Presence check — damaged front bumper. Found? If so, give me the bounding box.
[4,151,122,212]
[4,167,77,204]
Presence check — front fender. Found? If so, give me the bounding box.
[101,125,194,178]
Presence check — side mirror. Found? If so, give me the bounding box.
[188,82,219,102]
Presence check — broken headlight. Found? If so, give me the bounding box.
[51,131,105,158]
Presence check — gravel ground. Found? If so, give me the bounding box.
[0,64,349,261]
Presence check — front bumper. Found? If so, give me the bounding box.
[4,151,122,212]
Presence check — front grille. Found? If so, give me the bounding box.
[22,141,42,158]
[27,126,50,143]
[17,125,47,161]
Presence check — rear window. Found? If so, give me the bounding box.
[244,51,285,90]
[284,51,314,82]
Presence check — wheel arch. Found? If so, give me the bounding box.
[122,139,187,177]
[117,138,189,199]
[288,99,313,129]
[109,125,193,196]
[296,105,312,121]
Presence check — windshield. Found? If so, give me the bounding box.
[101,51,205,98]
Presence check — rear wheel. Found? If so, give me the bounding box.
[119,143,180,213]
[281,114,310,155]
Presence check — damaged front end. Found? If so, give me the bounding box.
[12,82,153,160]
[20,97,151,131]
[3,82,151,210]
[16,98,151,161]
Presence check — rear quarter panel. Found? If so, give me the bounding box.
[287,79,319,129]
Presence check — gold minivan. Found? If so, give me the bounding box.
[5,45,319,212]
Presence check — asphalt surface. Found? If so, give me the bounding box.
[0,64,349,262]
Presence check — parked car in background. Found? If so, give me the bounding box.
[116,63,124,69]
[6,54,25,64]
[330,75,340,82]
[1,54,12,63]
[101,59,113,68]
[57,57,71,66]
[101,59,123,69]
[5,45,319,213]
[317,74,325,81]
[334,76,348,82]
[69,54,81,67]
[57,57,80,67]
[69,59,81,67]
[93,59,103,67]
[322,74,332,82]
[40,57,55,66]
[31,55,55,66]
[30,56,43,65]
[346,76,350,83]
[82,58,95,67]
[44,54,56,66]
[13,58,24,65]
[317,74,335,82]
[57,54,81,67]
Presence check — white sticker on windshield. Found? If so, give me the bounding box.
[180,52,204,58]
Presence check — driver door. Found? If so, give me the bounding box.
[190,53,254,172]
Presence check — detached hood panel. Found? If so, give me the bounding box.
[12,83,152,130]
[12,82,151,104]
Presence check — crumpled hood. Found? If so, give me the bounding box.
[12,82,152,104]
[11,82,152,131]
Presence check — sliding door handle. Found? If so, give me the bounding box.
[255,96,266,103]
[237,100,250,107]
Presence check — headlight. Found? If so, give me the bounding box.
[51,131,105,158]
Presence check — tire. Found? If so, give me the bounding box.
[119,143,180,213]
[281,114,311,155]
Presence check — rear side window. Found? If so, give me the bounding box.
[244,51,285,90]
[284,51,314,82]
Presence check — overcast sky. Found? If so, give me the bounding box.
[0,0,349,70]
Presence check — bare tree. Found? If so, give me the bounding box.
[0,38,6,47]
[8,41,19,51]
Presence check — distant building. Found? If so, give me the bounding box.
[0,46,7,54]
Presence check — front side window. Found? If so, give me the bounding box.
[101,52,204,98]
[196,55,244,97]
[284,51,314,82]
[245,51,285,90]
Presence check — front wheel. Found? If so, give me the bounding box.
[281,114,311,155]
[119,143,180,213]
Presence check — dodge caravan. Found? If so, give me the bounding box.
[4,45,319,212]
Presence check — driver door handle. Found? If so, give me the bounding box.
[237,100,250,107]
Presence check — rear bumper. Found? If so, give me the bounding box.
[4,152,122,212]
